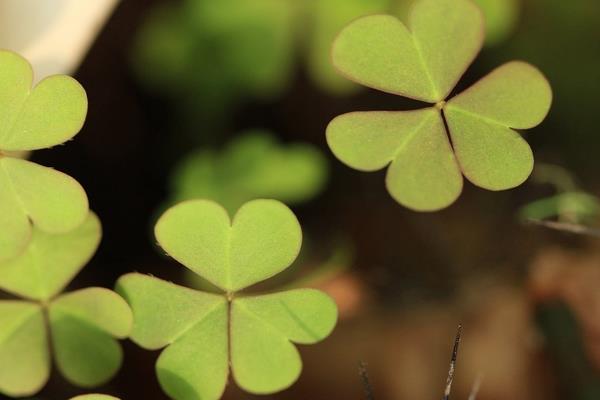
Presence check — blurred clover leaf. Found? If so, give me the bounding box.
[132,0,295,107]
[0,213,132,397]
[116,199,338,400]
[305,0,390,95]
[169,131,328,213]
[519,164,600,224]
[474,0,520,46]
[70,395,120,400]
[0,50,89,262]
[327,0,552,211]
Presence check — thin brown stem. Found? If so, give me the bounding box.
[443,325,463,400]
[358,361,374,400]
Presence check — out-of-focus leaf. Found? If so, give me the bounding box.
[170,131,328,212]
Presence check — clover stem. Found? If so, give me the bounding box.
[435,100,446,110]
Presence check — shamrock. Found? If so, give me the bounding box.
[116,199,338,400]
[169,131,328,213]
[0,213,132,397]
[0,50,89,261]
[326,0,552,211]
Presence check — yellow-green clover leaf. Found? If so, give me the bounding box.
[0,213,133,397]
[70,395,121,400]
[0,50,89,261]
[327,0,552,211]
[170,131,328,213]
[116,199,338,400]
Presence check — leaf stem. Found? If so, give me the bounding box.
[443,325,463,400]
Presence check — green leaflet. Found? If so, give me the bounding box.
[117,199,338,399]
[231,289,338,393]
[0,50,89,261]
[70,395,121,400]
[327,108,462,211]
[328,0,552,211]
[0,301,49,397]
[0,215,133,396]
[0,213,101,300]
[49,288,132,387]
[0,50,87,151]
[155,199,302,292]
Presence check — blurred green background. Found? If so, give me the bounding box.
[5,0,600,399]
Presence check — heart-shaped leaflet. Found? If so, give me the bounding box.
[117,199,338,400]
[327,0,552,211]
[0,214,133,397]
[0,50,89,261]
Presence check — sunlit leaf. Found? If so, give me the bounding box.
[119,200,337,399]
[0,301,49,397]
[49,288,133,387]
[444,107,534,190]
[0,50,87,151]
[70,395,120,400]
[0,210,131,394]
[0,157,89,261]
[393,0,519,47]
[155,199,301,292]
[446,62,552,129]
[116,273,229,400]
[332,0,483,102]
[0,176,30,262]
[327,0,551,210]
[231,289,338,393]
[327,108,462,211]
[0,213,101,300]
[445,62,551,190]
[170,132,328,213]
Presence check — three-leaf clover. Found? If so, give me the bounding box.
[0,50,89,261]
[0,213,132,397]
[116,199,338,400]
[169,131,328,213]
[326,0,552,211]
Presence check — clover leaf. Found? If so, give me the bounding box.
[0,213,132,397]
[0,50,89,261]
[326,0,552,211]
[70,395,120,400]
[169,131,328,213]
[116,199,338,400]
